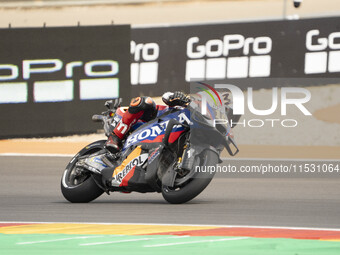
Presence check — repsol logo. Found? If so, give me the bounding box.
[131,41,159,85]
[304,30,340,74]
[185,34,272,81]
[112,154,148,184]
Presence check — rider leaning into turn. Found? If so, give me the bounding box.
[105,91,190,153]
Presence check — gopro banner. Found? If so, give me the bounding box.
[131,16,340,96]
[0,25,130,138]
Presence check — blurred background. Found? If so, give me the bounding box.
[0,0,340,26]
[0,0,339,158]
[0,0,339,26]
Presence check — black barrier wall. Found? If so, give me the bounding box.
[0,25,130,138]
[131,16,340,95]
[1,17,340,138]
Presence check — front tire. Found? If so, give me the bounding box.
[162,150,218,204]
[61,141,106,203]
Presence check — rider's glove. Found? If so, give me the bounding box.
[162,91,190,107]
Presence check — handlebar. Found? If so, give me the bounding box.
[92,113,112,137]
[92,115,104,122]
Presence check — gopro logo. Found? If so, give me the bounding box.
[185,34,272,81]
[0,59,119,104]
[130,41,159,85]
[304,29,340,74]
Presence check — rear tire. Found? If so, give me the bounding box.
[162,150,218,204]
[61,141,105,203]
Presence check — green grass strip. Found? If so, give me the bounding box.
[1,234,340,255]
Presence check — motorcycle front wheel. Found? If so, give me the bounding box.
[61,140,106,203]
[161,150,218,204]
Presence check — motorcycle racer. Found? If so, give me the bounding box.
[105,91,190,153]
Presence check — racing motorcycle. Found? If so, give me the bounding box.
[61,97,239,204]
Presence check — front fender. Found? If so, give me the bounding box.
[189,143,222,163]
[68,140,107,166]
[162,143,221,188]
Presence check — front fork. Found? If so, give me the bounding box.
[177,144,196,172]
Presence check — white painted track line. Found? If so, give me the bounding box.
[1,153,338,162]
[0,153,73,157]
[80,237,155,246]
[144,237,249,247]
[17,235,103,245]
[80,236,189,246]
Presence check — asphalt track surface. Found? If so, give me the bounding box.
[0,155,340,228]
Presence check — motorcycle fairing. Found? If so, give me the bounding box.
[122,108,190,151]
[101,142,165,192]
[111,146,148,187]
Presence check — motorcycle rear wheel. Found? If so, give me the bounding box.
[161,150,218,204]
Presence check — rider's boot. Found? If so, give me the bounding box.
[105,133,122,153]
